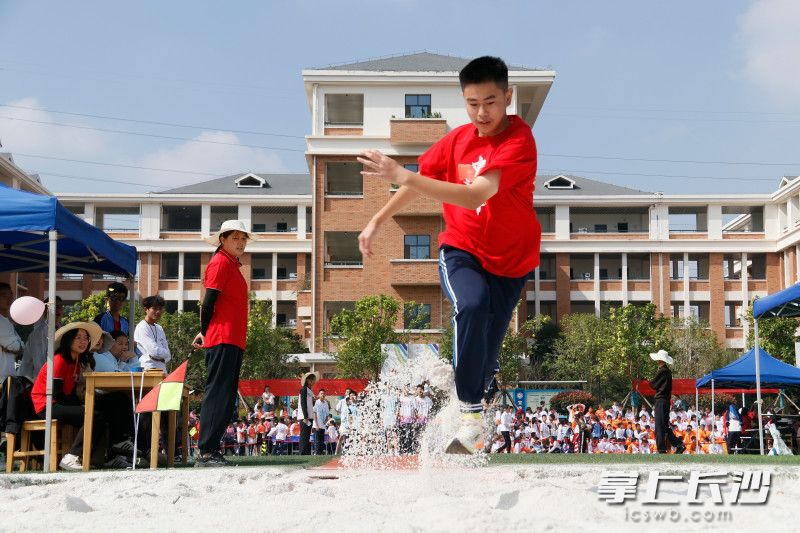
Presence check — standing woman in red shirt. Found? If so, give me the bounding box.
[192,220,255,467]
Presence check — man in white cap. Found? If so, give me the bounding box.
[648,349,685,454]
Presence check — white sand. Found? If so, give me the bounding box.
[1,461,798,532]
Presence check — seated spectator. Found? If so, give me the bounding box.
[30,322,131,470]
[93,331,139,372]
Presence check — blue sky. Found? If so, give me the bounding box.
[1,0,799,194]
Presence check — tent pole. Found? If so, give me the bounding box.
[43,230,57,473]
[754,319,765,455]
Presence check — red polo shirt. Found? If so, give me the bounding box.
[31,353,79,414]
[204,249,248,350]
[418,115,540,278]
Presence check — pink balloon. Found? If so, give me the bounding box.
[10,296,46,325]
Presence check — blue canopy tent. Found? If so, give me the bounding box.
[0,184,137,471]
[739,282,800,454]
[696,347,800,389]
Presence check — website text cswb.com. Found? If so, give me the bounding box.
[598,470,773,524]
[625,508,733,523]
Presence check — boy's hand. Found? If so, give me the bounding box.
[358,219,379,258]
[358,150,404,184]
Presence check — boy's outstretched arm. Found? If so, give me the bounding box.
[358,149,500,211]
[358,184,419,258]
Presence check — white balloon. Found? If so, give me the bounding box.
[10,296,46,325]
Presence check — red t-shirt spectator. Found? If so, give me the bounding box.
[418,115,540,278]
[203,249,248,349]
[31,353,79,414]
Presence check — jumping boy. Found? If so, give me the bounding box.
[358,56,541,453]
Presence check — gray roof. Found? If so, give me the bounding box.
[316,52,540,72]
[535,174,650,196]
[156,173,310,195]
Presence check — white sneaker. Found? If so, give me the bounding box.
[59,453,82,471]
[445,413,484,455]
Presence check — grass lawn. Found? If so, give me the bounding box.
[192,453,800,468]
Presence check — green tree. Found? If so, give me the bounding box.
[240,298,305,380]
[159,310,206,392]
[496,327,525,388]
[600,304,672,401]
[64,291,143,324]
[550,313,610,400]
[518,314,562,381]
[746,305,798,364]
[328,294,406,380]
[668,317,732,379]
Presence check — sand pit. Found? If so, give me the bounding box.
[1,460,798,532]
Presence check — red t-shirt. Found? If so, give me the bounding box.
[31,353,79,414]
[204,249,248,349]
[418,115,540,278]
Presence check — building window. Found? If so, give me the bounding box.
[403,164,419,172]
[594,224,607,233]
[96,206,140,232]
[325,162,363,196]
[160,253,179,280]
[404,303,431,329]
[162,205,201,232]
[404,235,430,259]
[210,206,238,232]
[184,253,201,280]
[747,253,767,280]
[617,222,628,233]
[405,94,432,118]
[251,206,297,232]
[165,300,178,313]
[251,253,272,280]
[325,232,362,266]
[325,94,364,125]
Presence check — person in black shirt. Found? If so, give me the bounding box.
[648,349,686,454]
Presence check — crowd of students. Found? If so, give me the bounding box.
[484,399,796,455]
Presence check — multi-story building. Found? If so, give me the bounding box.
[0,152,51,297]
[302,52,555,352]
[301,51,800,353]
[526,173,800,350]
[9,51,800,370]
[55,173,313,341]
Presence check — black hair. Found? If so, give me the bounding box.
[213,230,236,255]
[57,327,96,370]
[141,295,166,309]
[109,329,128,340]
[459,56,509,91]
[106,281,128,297]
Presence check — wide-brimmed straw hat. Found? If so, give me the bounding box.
[649,349,674,365]
[299,370,320,387]
[55,321,103,350]
[204,219,258,246]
